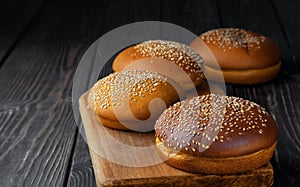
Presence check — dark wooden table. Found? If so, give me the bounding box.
[0,0,299,186]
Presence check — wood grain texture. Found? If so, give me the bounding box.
[0,101,77,187]
[99,0,136,35]
[79,92,274,187]
[133,0,161,22]
[181,0,235,96]
[272,0,300,71]
[216,0,300,186]
[0,0,299,186]
[226,75,300,187]
[67,135,96,187]
[182,0,221,35]
[0,0,48,66]
[0,0,106,186]
[217,0,296,74]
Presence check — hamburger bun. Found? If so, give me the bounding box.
[190,28,281,84]
[88,70,183,131]
[113,40,205,90]
[155,94,278,174]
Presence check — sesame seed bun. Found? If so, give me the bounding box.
[112,40,205,90]
[88,70,184,131]
[190,28,281,84]
[155,94,278,174]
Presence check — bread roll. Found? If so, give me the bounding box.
[155,94,278,174]
[190,28,281,84]
[88,70,183,131]
[113,40,205,90]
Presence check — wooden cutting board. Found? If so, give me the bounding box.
[79,92,274,187]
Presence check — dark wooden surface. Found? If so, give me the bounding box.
[0,0,299,186]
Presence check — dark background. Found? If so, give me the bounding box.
[0,0,299,186]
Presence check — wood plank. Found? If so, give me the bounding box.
[0,0,48,66]
[181,0,221,34]
[272,0,300,71]
[79,92,274,187]
[133,0,161,21]
[180,0,235,96]
[0,100,77,187]
[0,0,106,186]
[99,0,136,35]
[67,135,96,187]
[216,0,300,186]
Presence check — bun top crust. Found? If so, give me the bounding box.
[193,28,281,70]
[155,94,278,158]
[112,40,205,86]
[88,70,181,122]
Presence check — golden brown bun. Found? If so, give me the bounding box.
[205,61,281,84]
[190,28,281,84]
[156,138,276,174]
[155,94,278,174]
[88,70,183,131]
[112,40,205,90]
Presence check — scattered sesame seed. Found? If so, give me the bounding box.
[155,94,273,154]
[88,70,167,111]
[201,28,266,50]
[134,40,204,77]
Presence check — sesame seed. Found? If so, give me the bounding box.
[134,40,204,77]
[154,94,273,153]
[201,28,266,50]
[88,70,167,110]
